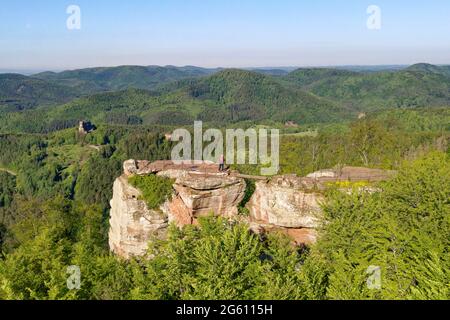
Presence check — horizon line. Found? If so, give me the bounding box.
[2,62,448,76]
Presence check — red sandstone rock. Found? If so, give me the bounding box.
[166,196,194,227]
[110,160,396,259]
[110,160,246,258]
[284,228,318,245]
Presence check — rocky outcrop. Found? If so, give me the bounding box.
[109,161,396,258]
[306,166,396,182]
[249,222,319,245]
[247,176,323,229]
[163,172,246,227]
[108,175,169,259]
[246,175,322,245]
[109,160,246,258]
[173,174,246,218]
[245,167,396,245]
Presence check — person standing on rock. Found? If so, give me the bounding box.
[219,154,225,172]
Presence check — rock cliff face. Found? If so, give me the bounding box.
[109,160,246,258]
[108,175,169,259]
[246,176,323,245]
[245,167,395,245]
[109,160,395,258]
[163,172,246,227]
[247,177,323,229]
[172,174,246,218]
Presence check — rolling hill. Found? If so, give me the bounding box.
[404,63,450,77]
[67,69,350,125]
[0,74,81,111]
[0,69,353,133]
[33,65,219,93]
[179,69,349,124]
[284,64,450,110]
[1,63,450,134]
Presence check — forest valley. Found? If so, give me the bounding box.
[0,64,449,300]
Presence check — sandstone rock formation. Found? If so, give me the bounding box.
[245,175,323,245]
[109,160,246,258]
[245,167,396,245]
[108,175,169,259]
[247,179,323,229]
[162,171,246,227]
[109,160,396,258]
[173,174,246,218]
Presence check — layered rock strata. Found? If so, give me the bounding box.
[110,160,395,258]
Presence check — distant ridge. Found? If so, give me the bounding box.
[0,73,80,110]
[32,65,219,93]
[283,63,450,110]
[405,63,450,77]
[1,63,449,133]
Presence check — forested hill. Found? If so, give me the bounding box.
[0,69,350,133]
[1,63,450,134]
[0,65,219,111]
[0,74,81,111]
[404,63,450,77]
[284,63,450,110]
[33,65,219,93]
[167,69,348,124]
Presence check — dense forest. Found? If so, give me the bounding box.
[0,64,449,300]
[2,63,450,133]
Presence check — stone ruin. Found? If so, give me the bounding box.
[78,121,96,134]
[109,159,396,259]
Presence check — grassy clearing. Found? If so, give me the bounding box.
[128,174,174,209]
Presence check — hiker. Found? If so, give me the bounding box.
[219,154,225,172]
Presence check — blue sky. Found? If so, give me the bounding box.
[1,0,450,71]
